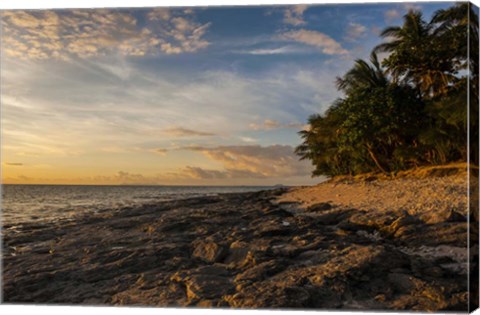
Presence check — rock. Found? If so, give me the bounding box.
[315,209,355,225]
[262,208,293,218]
[387,214,422,237]
[2,184,470,311]
[446,210,467,222]
[239,251,258,269]
[224,242,260,269]
[193,265,231,277]
[393,224,419,238]
[192,241,226,263]
[253,224,292,237]
[271,244,303,257]
[196,299,214,307]
[224,247,250,266]
[186,274,234,301]
[387,273,416,293]
[306,202,333,212]
[226,284,312,308]
[234,260,287,286]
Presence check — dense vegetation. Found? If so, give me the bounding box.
[296,3,479,176]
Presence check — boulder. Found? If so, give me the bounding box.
[386,214,422,237]
[192,241,226,263]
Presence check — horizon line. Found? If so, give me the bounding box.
[0,183,293,187]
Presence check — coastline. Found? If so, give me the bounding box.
[2,171,473,311]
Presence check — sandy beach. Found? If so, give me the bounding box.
[2,166,476,311]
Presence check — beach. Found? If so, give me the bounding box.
[2,167,475,311]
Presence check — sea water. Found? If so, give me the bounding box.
[1,185,271,226]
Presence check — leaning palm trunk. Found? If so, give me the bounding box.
[366,143,389,174]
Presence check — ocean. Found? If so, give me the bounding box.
[1,184,272,226]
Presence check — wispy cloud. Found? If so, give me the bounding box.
[1,8,211,59]
[1,57,342,163]
[184,144,312,178]
[235,46,308,55]
[3,144,313,183]
[344,22,367,42]
[249,119,304,131]
[281,29,348,55]
[3,171,176,185]
[4,162,24,166]
[239,136,257,143]
[384,9,400,22]
[162,127,216,137]
[283,5,308,26]
[183,166,229,179]
[154,148,168,156]
[1,44,346,187]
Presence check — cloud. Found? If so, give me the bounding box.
[235,46,309,55]
[183,166,229,179]
[283,5,308,26]
[154,148,168,156]
[115,171,150,184]
[371,26,382,36]
[4,162,24,166]
[1,57,343,164]
[147,8,172,21]
[3,169,197,185]
[344,22,367,42]
[384,9,400,22]
[249,119,305,131]
[162,127,216,137]
[239,136,257,143]
[184,145,312,178]
[281,29,348,55]
[3,155,310,184]
[1,8,211,60]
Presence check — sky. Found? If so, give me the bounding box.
[1,1,456,186]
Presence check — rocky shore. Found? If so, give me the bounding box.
[2,171,475,311]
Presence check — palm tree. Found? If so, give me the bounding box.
[431,3,478,164]
[296,3,477,177]
[336,52,388,93]
[432,2,478,48]
[296,106,349,176]
[432,2,479,101]
[375,10,455,98]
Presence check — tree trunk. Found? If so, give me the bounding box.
[366,143,388,174]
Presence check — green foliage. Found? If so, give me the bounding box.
[297,3,478,177]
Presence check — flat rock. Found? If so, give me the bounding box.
[2,186,470,311]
